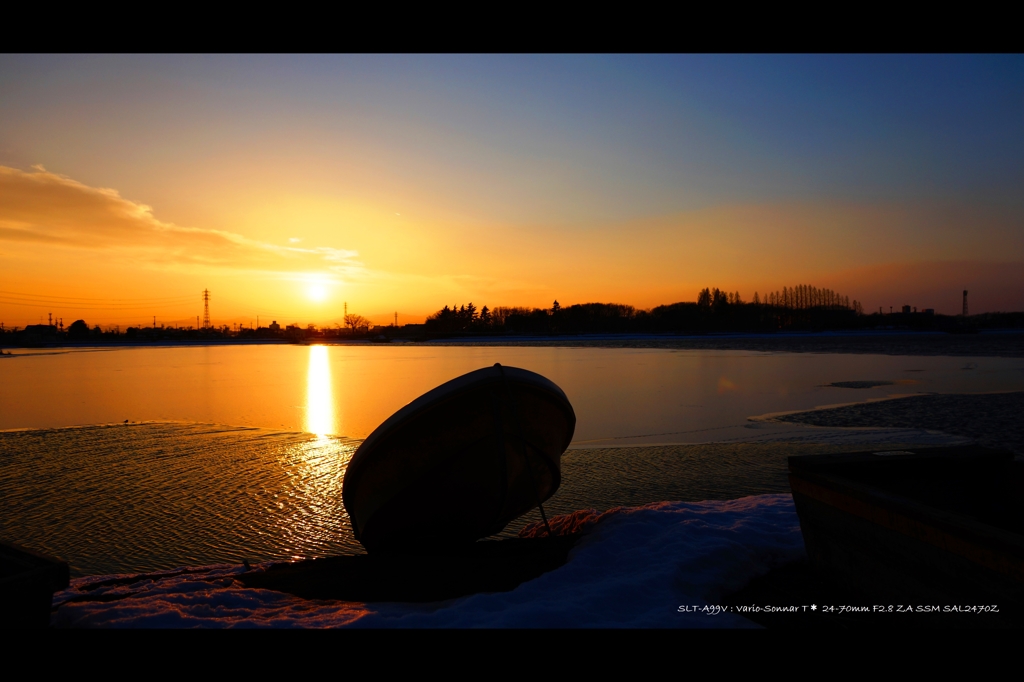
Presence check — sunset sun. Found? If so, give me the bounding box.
[307,284,327,302]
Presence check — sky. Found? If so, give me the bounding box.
[2,54,1023,327]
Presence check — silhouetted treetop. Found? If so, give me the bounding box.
[422,285,865,337]
[68,319,90,339]
[344,314,371,331]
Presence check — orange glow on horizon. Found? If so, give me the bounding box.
[1,164,1023,325]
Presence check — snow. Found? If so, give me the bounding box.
[52,494,804,628]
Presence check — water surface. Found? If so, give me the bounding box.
[0,422,942,576]
[4,345,1022,444]
[2,345,1021,576]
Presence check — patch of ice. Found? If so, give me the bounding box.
[52,494,805,629]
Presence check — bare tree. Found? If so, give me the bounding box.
[344,314,371,332]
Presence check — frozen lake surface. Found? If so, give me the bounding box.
[3,345,1022,444]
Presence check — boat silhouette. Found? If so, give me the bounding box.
[342,363,575,553]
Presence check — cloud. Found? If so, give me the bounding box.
[0,166,363,275]
[309,246,360,262]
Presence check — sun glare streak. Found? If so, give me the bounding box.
[305,345,336,437]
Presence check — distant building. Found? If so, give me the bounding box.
[923,309,935,315]
[21,324,58,344]
[269,321,280,331]
[902,305,912,314]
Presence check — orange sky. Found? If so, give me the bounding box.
[2,164,1021,328]
[2,56,1023,327]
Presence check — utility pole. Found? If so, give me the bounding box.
[202,289,211,329]
[394,311,397,327]
[963,289,969,317]
[48,312,52,326]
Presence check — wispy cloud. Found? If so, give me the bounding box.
[0,166,364,276]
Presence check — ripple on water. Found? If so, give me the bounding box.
[1,422,937,576]
[0,423,361,576]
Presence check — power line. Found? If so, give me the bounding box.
[0,299,195,310]
[0,294,195,311]
[215,295,314,321]
[0,290,196,304]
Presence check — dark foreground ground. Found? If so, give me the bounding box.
[723,559,1017,629]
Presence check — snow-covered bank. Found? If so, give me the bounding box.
[52,494,804,628]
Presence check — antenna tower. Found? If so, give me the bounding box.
[202,289,211,329]
[962,289,968,317]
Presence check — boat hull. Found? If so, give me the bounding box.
[342,364,575,553]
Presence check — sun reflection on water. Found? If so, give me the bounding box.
[305,345,336,438]
[291,345,356,558]
[275,436,358,559]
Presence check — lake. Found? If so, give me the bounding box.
[2,344,1022,575]
[5,344,1022,442]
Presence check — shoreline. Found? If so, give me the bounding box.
[2,329,1023,357]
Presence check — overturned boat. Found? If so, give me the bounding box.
[342,364,575,553]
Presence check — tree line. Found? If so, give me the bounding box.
[424,285,870,335]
